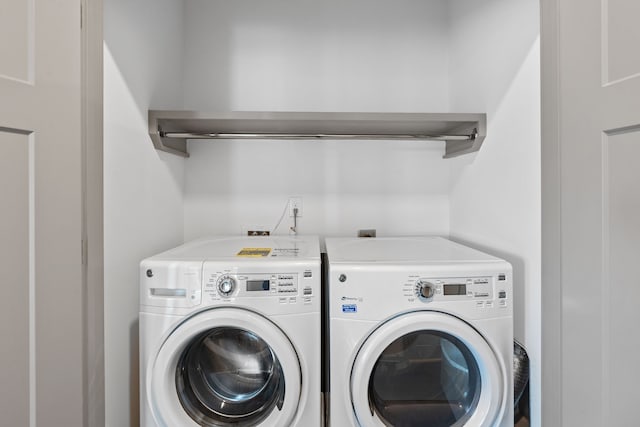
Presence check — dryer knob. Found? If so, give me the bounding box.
[217,276,236,296]
[418,281,435,299]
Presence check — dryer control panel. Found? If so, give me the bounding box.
[410,277,496,302]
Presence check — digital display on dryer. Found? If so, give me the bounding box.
[247,280,270,291]
[443,284,466,296]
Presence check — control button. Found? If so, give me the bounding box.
[498,274,506,281]
[499,290,507,299]
[499,300,508,307]
[216,275,236,296]
[279,297,287,304]
[485,301,494,308]
[421,285,435,299]
[416,280,435,300]
[303,297,312,305]
[303,287,313,296]
[476,301,485,308]
[289,297,297,304]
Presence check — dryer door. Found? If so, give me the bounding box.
[148,308,301,427]
[351,311,506,427]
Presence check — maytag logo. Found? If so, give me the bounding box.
[341,296,363,302]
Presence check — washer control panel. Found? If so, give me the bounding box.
[204,271,302,299]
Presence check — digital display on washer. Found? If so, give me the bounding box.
[246,280,270,291]
[443,284,466,296]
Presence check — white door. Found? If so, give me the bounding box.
[0,1,102,426]
[542,0,640,425]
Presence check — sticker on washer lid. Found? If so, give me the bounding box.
[237,248,272,257]
[342,304,357,313]
[270,248,300,257]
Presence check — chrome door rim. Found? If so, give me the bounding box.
[350,311,506,427]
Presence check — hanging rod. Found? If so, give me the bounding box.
[159,131,477,141]
[148,110,487,158]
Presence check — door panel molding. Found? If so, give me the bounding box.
[601,129,640,424]
[0,131,33,427]
[0,0,35,84]
[601,0,640,85]
[0,126,33,135]
[602,78,640,129]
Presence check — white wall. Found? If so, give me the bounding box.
[184,139,450,240]
[182,0,450,113]
[447,0,541,425]
[103,1,185,426]
[182,0,453,240]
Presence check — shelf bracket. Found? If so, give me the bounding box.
[148,112,190,157]
[442,120,486,159]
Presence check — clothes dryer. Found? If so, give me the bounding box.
[325,237,513,427]
[140,235,321,427]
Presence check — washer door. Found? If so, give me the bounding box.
[149,308,301,427]
[351,311,506,427]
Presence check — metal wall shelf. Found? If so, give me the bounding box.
[148,110,486,158]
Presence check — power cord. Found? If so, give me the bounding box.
[271,200,289,234]
[271,200,300,235]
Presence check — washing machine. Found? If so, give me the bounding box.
[325,237,513,427]
[140,235,321,427]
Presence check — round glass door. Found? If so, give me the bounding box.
[175,327,285,426]
[351,311,506,427]
[368,330,481,426]
[149,308,301,427]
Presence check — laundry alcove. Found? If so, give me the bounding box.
[103,0,540,426]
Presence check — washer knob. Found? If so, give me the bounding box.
[217,275,236,296]
[417,280,435,299]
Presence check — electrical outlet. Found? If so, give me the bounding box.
[358,229,377,237]
[242,225,270,236]
[288,197,303,217]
